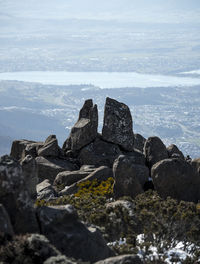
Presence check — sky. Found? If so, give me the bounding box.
[0,0,200,23]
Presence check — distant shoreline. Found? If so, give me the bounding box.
[0,71,200,89]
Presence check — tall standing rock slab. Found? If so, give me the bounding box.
[144,136,168,168]
[152,158,200,202]
[102,97,134,151]
[0,155,39,234]
[63,99,98,151]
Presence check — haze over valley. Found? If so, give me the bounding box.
[0,0,200,157]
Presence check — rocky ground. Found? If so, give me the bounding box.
[0,97,200,264]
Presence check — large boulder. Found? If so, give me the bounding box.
[167,144,184,160]
[36,156,77,184]
[10,139,35,160]
[37,205,114,262]
[144,136,168,168]
[21,155,38,200]
[23,141,44,158]
[37,179,58,200]
[134,133,146,153]
[0,155,39,234]
[38,135,60,157]
[63,99,98,151]
[113,155,148,199]
[60,166,113,196]
[54,169,95,190]
[78,136,122,167]
[152,158,200,202]
[94,255,142,264]
[0,204,14,236]
[102,97,134,151]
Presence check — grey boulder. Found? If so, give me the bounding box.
[36,156,77,184]
[37,205,114,262]
[78,136,122,168]
[38,135,60,157]
[152,158,200,202]
[10,139,35,160]
[134,133,146,153]
[167,144,184,160]
[113,155,148,199]
[0,155,39,234]
[54,169,95,190]
[21,154,38,200]
[60,166,113,196]
[144,136,168,168]
[0,203,14,236]
[37,179,57,200]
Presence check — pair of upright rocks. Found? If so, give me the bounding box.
[61,97,200,203]
[63,97,134,152]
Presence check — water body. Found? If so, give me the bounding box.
[0,71,200,88]
[181,69,200,75]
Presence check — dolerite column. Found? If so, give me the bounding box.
[102,97,134,151]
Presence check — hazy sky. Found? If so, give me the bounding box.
[1,0,200,23]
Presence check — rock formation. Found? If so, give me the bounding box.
[1,97,200,263]
[0,155,39,234]
[144,136,168,168]
[113,154,148,199]
[102,97,134,151]
[63,99,98,151]
[152,158,200,202]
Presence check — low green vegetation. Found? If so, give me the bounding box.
[35,178,200,263]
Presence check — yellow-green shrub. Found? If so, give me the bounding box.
[75,177,114,198]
